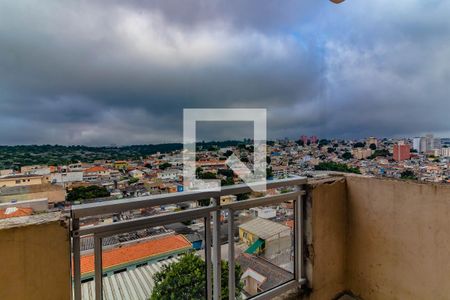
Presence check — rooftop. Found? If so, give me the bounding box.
[79,235,191,276]
[239,217,291,240]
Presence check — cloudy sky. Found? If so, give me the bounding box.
[0,0,449,145]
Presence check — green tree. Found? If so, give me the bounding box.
[315,162,361,174]
[342,152,353,160]
[266,167,274,179]
[159,162,172,170]
[150,253,243,300]
[66,186,110,202]
[369,143,377,150]
[199,172,217,180]
[400,170,417,180]
[128,177,139,184]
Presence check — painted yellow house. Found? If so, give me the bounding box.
[113,161,128,170]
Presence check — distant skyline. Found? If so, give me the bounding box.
[1,1,450,145]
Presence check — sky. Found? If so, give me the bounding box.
[0,0,449,145]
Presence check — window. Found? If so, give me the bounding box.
[15,180,20,184]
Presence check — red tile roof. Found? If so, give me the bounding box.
[79,235,191,275]
[0,207,33,219]
[84,166,108,173]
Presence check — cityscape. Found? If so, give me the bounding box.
[0,134,449,298]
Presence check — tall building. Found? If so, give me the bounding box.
[441,147,450,157]
[367,137,378,147]
[300,135,309,145]
[393,142,411,161]
[310,136,318,144]
[412,137,422,152]
[413,135,441,153]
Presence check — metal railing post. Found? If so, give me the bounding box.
[211,197,221,300]
[227,208,236,300]
[294,185,304,283]
[72,218,81,300]
[205,214,213,300]
[94,236,103,299]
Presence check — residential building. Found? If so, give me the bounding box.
[393,142,411,161]
[0,169,13,177]
[0,184,65,205]
[239,218,292,266]
[51,171,83,185]
[0,174,50,188]
[441,147,450,157]
[83,166,111,181]
[237,253,293,297]
[20,165,51,175]
[79,234,191,280]
[352,148,372,160]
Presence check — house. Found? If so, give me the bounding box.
[239,218,292,266]
[50,171,83,185]
[157,169,181,180]
[236,253,293,297]
[83,166,111,181]
[129,169,144,179]
[220,195,237,205]
[0,174,50,188]
[79,234,192,280]
[250,207,276,219]
[0,184,65,206]
[0,207,33,219]
[113,161,128,170]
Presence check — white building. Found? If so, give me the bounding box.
[157,169,181,180]
[51,172,84,184]
[441,147,450,157]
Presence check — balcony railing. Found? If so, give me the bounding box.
[70,177,307,300]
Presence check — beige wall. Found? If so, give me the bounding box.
[0,184,66,204]
[0,176,45,187]
[346,176,450,300]
[0,213,71,300]
[304,177,348,300]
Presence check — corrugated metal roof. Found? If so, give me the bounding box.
[238,218,290,240]
[81,258,179,300]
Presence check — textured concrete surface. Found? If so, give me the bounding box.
[0,212,71,300]
[346,176,450,300]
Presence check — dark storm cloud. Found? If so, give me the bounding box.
[0,0,449,145]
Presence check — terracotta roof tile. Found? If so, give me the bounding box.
[0,207,33,219]
[79,235,191,275]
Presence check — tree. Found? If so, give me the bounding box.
[369,143,377,150]
[128,177,139,184]
[66,186,110,202]
[353,142,365,148]
[224,150,233,157]
[221,177,234,186]
[400,170,417,180]
[315,162,361,174]
[342,152,353,160]
[266,167,274,179]
[199,172,217,180]
[150,252,243,300]
[159,162,172,170]
[370,149,390,159]
[295,140,304,147]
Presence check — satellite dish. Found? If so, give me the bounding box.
[330,0,345,3]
